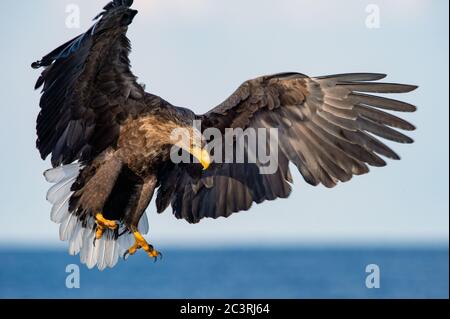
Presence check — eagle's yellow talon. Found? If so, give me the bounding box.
[148,249,161,259]
[127,244,138,256]
[123,231,161,261]
[95,227,104,240]
[96,213,118,229]
[94,213,118,240]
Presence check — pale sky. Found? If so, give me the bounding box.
[0,0,448,247]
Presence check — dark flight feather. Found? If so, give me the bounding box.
[157,73,417,223]
[33,3,145,167]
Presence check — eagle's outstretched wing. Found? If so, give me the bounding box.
[157,73,417,223]
[33,0,144,167]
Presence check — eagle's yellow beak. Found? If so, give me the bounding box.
[190,147,211,170]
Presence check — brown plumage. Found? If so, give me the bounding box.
[32,0,417,270]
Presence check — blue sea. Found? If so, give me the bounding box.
[0,246,448,299]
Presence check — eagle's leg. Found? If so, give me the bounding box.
[76,151,123,242]
[95,213,118,240]
[122,175,160,261]
[124,232,161,260]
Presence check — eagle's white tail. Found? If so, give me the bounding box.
[44,164,149,270]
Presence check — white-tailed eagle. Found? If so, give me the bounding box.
[32,0,417,270]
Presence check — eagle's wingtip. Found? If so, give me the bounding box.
[31,61,41,69]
